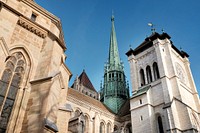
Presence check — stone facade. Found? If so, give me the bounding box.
[0,0,71,132]
[0,0,200,133]
[68,70,131,133]
[126,33,200,133]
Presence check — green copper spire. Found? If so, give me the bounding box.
[109,15,120,68]
[100,15,129,114]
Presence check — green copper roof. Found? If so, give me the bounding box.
[108,15,120,68]
[132,85,151,98]
[100,15,129,114]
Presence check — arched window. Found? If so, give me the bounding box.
[107,123,111,133]
[139,69,145,86]
[153,62,160,80]
[84,115,89,133]
[146,66,152,84]
[0,52,26,132]
[75,109,81,116]
[80,121,84,133]
[158,116,164,133]
[100,122,105,133]
[114,125,118,132]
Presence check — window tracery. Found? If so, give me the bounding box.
[175,62,186,83]
[0,52,26,132]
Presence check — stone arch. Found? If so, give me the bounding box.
[99,120,106,133]
[155,113,164,133]
[84,113,90,133]
[153,62,160,80]
[106,121,112,133]
[114,125,119,132]
[2,46,32,88]
[73,107,82,117]
[139,68,145,86]
[146,65,152,84]
[0,51,31,132]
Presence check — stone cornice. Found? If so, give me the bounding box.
[20,0,66,48]
[0,0,66,50]
[18,16,47,38]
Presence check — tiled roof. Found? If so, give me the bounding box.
[131,85,151,98]
[78,70,97,92]
[67,88,114,114]
[117,99,130,117]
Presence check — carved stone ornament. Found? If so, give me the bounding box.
[17,16,47,38]
[175,62,186,83]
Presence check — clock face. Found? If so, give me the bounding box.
[175,62,186,83]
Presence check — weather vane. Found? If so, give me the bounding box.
[148,22,156,33]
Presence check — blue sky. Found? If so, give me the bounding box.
[35,0,200,94]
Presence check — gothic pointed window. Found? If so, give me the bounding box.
[114,125,118,132]
[158,116,164,133]
[0,52,26,132]
[100,122,105,133]
[107,123,111,133]
[153,62,160,80]
[84,115,89,133]
[139,69,145,86]
[146,66,152,84]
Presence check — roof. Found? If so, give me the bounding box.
[126,32,189,58]
[131,85,151,99]
[108,15,121,67]
[117,99,130,117]
[74,70,96,92]
[67,88,114,114]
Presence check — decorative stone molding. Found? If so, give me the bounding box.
[17,16,47,38]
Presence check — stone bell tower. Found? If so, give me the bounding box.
[126,32,200,133]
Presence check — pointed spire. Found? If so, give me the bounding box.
[109,15,120,69]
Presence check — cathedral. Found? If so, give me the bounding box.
[0,0,199,133]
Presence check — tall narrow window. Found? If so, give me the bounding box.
[107,123,111,133]
[80,121,84,133]
[100,122,105,133]
[84,115,89,133]
[153,62,160,80]
[31,13,37,21]
[140,69,145,86]
[0,52,26,132]
[146,66,152,84]
[158,116,164,133]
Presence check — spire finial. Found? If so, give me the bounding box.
[111,10,114,22]
[162,28,165,33]
[148,22,156,33]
